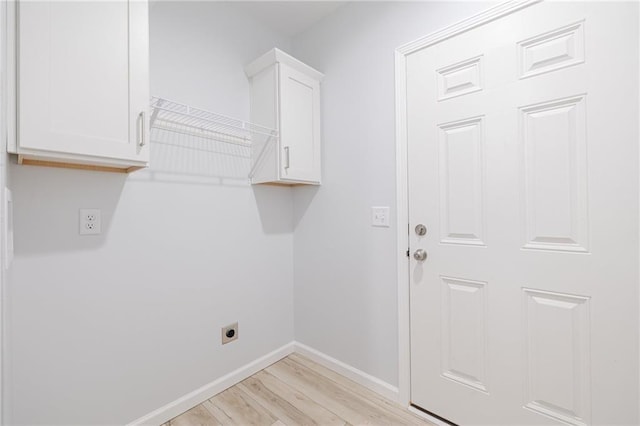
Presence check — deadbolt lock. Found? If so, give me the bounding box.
[415,224,427,236]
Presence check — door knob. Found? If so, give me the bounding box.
[413,249,427,262]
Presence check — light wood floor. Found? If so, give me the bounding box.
[164,353,433,426]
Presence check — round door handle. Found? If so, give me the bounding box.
[413,249,427,262]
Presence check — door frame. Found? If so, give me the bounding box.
[394,0,545,410]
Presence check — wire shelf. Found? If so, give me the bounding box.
[150,97,278,148]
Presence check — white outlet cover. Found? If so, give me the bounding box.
[371,206,390,227]
[79,209,101,235]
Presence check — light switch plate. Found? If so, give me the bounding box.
[371,206,390,227]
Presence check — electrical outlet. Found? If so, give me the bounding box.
[221,322,238,345]
[79,209,101,235]
[371,206,390,227]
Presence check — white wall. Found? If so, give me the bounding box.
[5,2,295,424]
[291,1,495,387]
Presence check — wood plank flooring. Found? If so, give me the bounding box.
[164,353,433,426]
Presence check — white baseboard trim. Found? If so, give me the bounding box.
[127,342,295,426]
[128,341,401,425]
[292,341,400,403]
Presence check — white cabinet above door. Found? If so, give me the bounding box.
[9,0,149,172]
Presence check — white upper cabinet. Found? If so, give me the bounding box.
[246,49,323,185]
[9,0,150,172]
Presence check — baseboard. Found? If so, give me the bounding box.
[127,342,295,426]
[292,341,400,403]
[128,341,400,425]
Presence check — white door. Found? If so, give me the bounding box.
[407,2,638,425]
[18,0,149,163]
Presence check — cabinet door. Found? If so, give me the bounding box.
[279,64,321,183]
[18,0,149,164]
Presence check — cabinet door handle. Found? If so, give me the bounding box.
[139,111,146,147]
[284,146,290,169]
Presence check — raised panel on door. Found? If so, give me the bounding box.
[523,288,591,426]
[441,276,488,393]
[18,0,148,164]
[520,95,588,253]
[279,64,320,183]
[438,116,486,246]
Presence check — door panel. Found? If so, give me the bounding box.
[407,2,638,425]
[438,116,486,246]
[441,276,488,393]
[523,288,591,425]
[520,95,588,253]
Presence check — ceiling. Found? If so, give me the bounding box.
[226,1,347,37]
